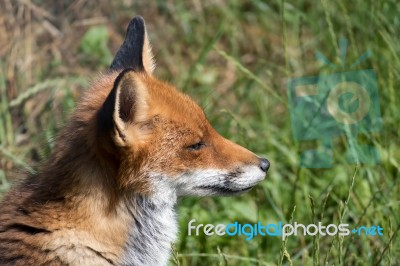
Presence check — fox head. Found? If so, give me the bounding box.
[96,17,269,198]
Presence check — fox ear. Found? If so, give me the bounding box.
[99,69,148,146]
[110,16,155,74]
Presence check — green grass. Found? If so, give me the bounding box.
[0,0,399,265]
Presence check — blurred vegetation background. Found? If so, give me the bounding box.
[0,0,399,265]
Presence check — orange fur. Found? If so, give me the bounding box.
[0,16,268,266]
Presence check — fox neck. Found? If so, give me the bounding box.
[43,123,179,265]
[121,189,178,266]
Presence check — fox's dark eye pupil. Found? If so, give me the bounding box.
[187,141,205,151]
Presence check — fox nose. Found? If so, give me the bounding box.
[259,158,270,172]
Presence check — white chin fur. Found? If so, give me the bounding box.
[151,165,266,196]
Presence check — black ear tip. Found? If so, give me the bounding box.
[127,16,146,32]
[109,16,147,71]
[124,16,145,42]
[131,16,145,24]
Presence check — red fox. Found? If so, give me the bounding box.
[0,16,269,265]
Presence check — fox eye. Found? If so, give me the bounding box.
[187,141,206,151]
